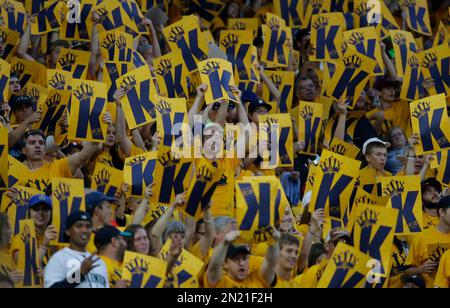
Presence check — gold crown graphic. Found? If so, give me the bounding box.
[412,101,431,119]
[320,156,342,174]
[356,207,379,229]
[383,179,405,197]
[333,250,358,270]
[74,83,94,101]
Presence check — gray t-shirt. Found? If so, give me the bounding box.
[44,248,109,288]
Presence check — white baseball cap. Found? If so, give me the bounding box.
[362,137,391,155]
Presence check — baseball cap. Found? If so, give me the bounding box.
[401,274,426,288]
[325,229,351,244]
[61,142,83,155]
[65,211,92,231]
[85,191,117,215]
[437,196,450,210]
[94,225,132,249]
[9,95,34,112]
[362,137,391,155]
[243,91,272,114]
[421,178,442,193]
[28,194,52,210]
[226,245,250,259]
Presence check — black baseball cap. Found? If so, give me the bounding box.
[226,245,250,259]
[401,274,426,288]
[65,211,92,231]
[243,91,272,114]
[9,95,34,112]
[421,178,442,193]
[94,225,132,249]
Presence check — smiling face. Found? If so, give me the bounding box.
[23,134,46,162]
[67,221,93,249]
[133,228,150,255]
[29,204,51,229]
[278,243,300,271]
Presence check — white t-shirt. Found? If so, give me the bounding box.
[44,248,109,288]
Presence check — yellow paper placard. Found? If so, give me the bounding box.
[91,163,123,198]
[410,94,450,155]
[16,220,41,288]
[317,242,372,288]
[378,0,400,39]
[183,158,224,220]
[6,156,30,190]
[103,61,132,102]
[123,151,158,197]
[400,50,424,101]
[310,150,361,221]
[433,22,450,48]
[47,69,73,90]
[198,58,237,104]
[389,30,417,78]
[93,0,126,33]
[273,0,303,28]
[326,49,377,108]
[159,240,205,288]
[219,30,253,84]
[259,113,294,168]
[236,176,287,244]
[349,204,398,279]
[262,70,295,113]
[403,0,432,36]
[60,0,95,42]
[380,175,423,235]
[122,251,167,288]
[310,13,347,62]
[9,57,36,89]
[56,48,91,79]
[420,45,450,97]
[0,58,10,102]
[0,0,27,35]
[343,27,384,76]
[68,79,108,142]
[0,27,20,61]
[436,149,450,186]
[21,82,49,109]
[153,52,189,99]
[33,89,70,137]
[0,185,41,236]
[116,65,157,130]
[297,101,323,155]
[261,13,292,68]
[228,18,259,37]
[30,1,63,35]
[0,127,7,191]
[328,138,360,159]
[51,177,86,244]
[163,15,208,74]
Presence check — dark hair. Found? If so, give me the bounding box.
[308,243,327,267]
[0,213,10,248]
[0,273,14,288]
[125,224,149,254]
[195,218,205,233]
[46,40,69,56]
[22,129,46,145]
[365,142,387,157]
[9,72,19,80]
[437,206,448,218]
[280,233,300,249]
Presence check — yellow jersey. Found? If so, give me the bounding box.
[99,255,123,288]
[406,227,450,288]
[298,260,328,288]
[0,248,16,277]
[358,166,392,196]
[209,158,240,218]
[435,250,450,288]
[204,269,271,288]
[423,212,439,230]
[23,158,72,192]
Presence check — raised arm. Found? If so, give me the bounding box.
[17,15,35,61]
[188,84,207,128]
[380,41,397,79]
[142,18,162,58]
[113,89,133,156]
[68,142,100,175]
[206,231,240,287]
[88,17,100,79]
[260,230,281,286]
[131,183,155,225]
[9,110,42,147]
[198,203,216,258]
[297,209,324,273]
[259,65,281,102]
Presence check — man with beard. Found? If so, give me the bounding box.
[44,212,109,288]
[95,225,132,288]
[421,178,442,230]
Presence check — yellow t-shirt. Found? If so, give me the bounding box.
[405,227,450,288]
[298,260,328,288]
[99,255,122,288]
[204,269,271,288]
[23,158,72,192]
[0,249,16,277]
[435,250,450,288]
[87,233,97,254]
[423,212,439,230]
[275,275,302,288]
[209,158,241,218]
